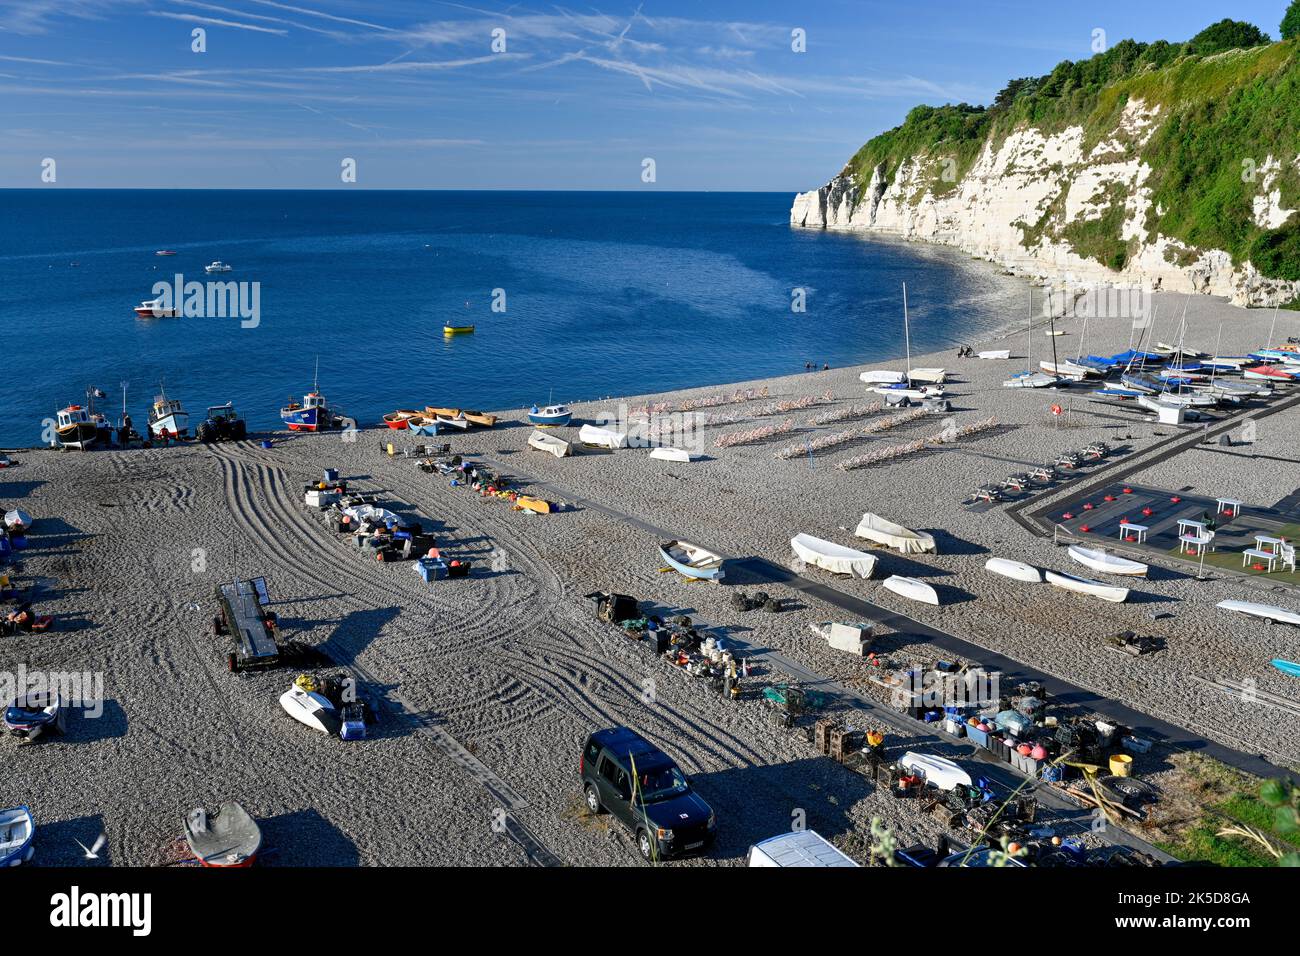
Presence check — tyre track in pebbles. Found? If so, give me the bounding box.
[207,442,561,866]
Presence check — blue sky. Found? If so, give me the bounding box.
[0,0,1291,189]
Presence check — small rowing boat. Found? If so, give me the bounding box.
[443,324,475,335]
[527,431,571,458]
[983,557,1041,583]
[184,801,261,868]
[383,409,421,430]
[649,447,694,463]
[1045,569,1129,603]
[855,513,936,554]
[659,540,725,581]
[0,807,35,867]
[1067,545,1148,578]
[881,575,939,605]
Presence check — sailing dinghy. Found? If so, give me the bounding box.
[184,801,261,867]
[790,534,876,578]
[855,513,936,554]
[882,575,939,605]
[1067,545,1148,577]
[279,683,341,735]
[659,540,725,581]
[1045,569,1129,603]
[649,447,694,463]
[1216,600,1300,627]
[983,557,1041,583]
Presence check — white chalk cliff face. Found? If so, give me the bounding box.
[791,99,1300,307]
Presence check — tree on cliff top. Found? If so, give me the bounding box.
[1184,18,1270,55]
[1283,1,1300,41]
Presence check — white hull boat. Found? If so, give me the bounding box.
[1216,600,1300,627]
[977,350,1010,360]
[1003,372,1063,389]
[860,370,906,385]
[343,504,399,528]
[659,540,725,581]
[899,752,971,791]
[528,431,571,458]
[0,806,35,866]
[882,575,939,605]
[435,414,470,430]
[908,368,946,384]
[983,557,1041,583]
[790,533,876,579]
[578,424,628,449]
[3,509,32,533]
[279,685,340,735]
[1067,545,1148,577]
[854,513,936,554]
[1040,360,1092,381]
[1045,569,1129,603]
[649,447,694,463]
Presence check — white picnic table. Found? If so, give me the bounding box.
[1216,497,1243,517]
[1177,518,1207,537]
[1180,533,1213,556]
[1117,522,1149,544]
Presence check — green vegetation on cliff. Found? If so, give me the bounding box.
[843,20,1300,279]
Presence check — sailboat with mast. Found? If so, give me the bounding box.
[1004,287,1065,388]
[869,283,946,399]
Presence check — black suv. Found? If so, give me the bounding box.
[581,727,716,861]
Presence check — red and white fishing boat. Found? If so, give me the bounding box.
[134,297,178,318]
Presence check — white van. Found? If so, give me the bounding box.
[745,830,860,867]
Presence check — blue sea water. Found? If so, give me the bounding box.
[0,190,1023,446]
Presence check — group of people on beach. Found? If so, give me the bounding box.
[803,362,831,371]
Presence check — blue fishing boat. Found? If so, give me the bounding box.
[1272,659,1300,679]
[0,806,34,867]
[528,403,572,427]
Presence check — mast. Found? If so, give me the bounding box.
[1047,287,1060,376]
[1265,303,1280,350]
[1210,323,1223,388]
[902,282,912,379]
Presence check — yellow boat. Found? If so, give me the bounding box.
[443,325,475,335]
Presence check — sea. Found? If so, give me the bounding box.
[0,190,1026,447]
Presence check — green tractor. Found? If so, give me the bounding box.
[198,403,248,443]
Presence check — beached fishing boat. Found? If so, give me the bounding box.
[649,446,694,463]
[184,802,261,868]
[0,807,35,867]
[528,403,572,426]
[443,324,475,335]
[1217,600,1300,627]
[406,416,440,436]
[462,410,497,428]
[854,513,936,554]
[424,406,460,419]
[435,413,470,430]
[977,349,1010,360]
[908,368,946,384]
[578,424,628,449]
[148,389,189,439]
[528,431,571,458]
[1039,360,1093,381]
[281,387,341,432]
[790,533,876,579]
[1002,371,1061,389]
[3,510,32,533]
[279,683,341,736]
[1272,659,1300,679]
[3,690,63,741]
[882,575,939,605]
[899,752,971,791]
[859,370,906,385]
[659,540,725,581]
[983,557,1041,583]
[54,405,98,450]
[1067,545,1148,577]
[1045,569,1129,603]
[383,410,421,430]
[133,297,178,318]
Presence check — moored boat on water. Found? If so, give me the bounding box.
[134,297,178,318]
[443,324,475,334]
[203,261,233,274]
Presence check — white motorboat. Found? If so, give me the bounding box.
[882,575,939,605]
[204,261,233,274]
[279,684,340,735]
[790,533,876,579]
[899,752,971,791]
[578,424,628,449]
[1067,545,1148,577]
[1044,569,1129,603]
[860,370,906,385]
[649,447,694,463]
[977,349,1010,360]
[133,297,178,318]
[854,513,936,554]
[983,557,1041,583]
[1216,600,1300,627]
[528,430,571,458]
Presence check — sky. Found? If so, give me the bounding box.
[0,0,1292,190]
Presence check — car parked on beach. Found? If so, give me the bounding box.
[580,727,716,861]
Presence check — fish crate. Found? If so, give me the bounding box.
[828,727,856,763]
[814,718,837,755]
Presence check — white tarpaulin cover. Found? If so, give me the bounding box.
[791,533,876,578]
[578,424,629,449]
[854,513,936,554]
